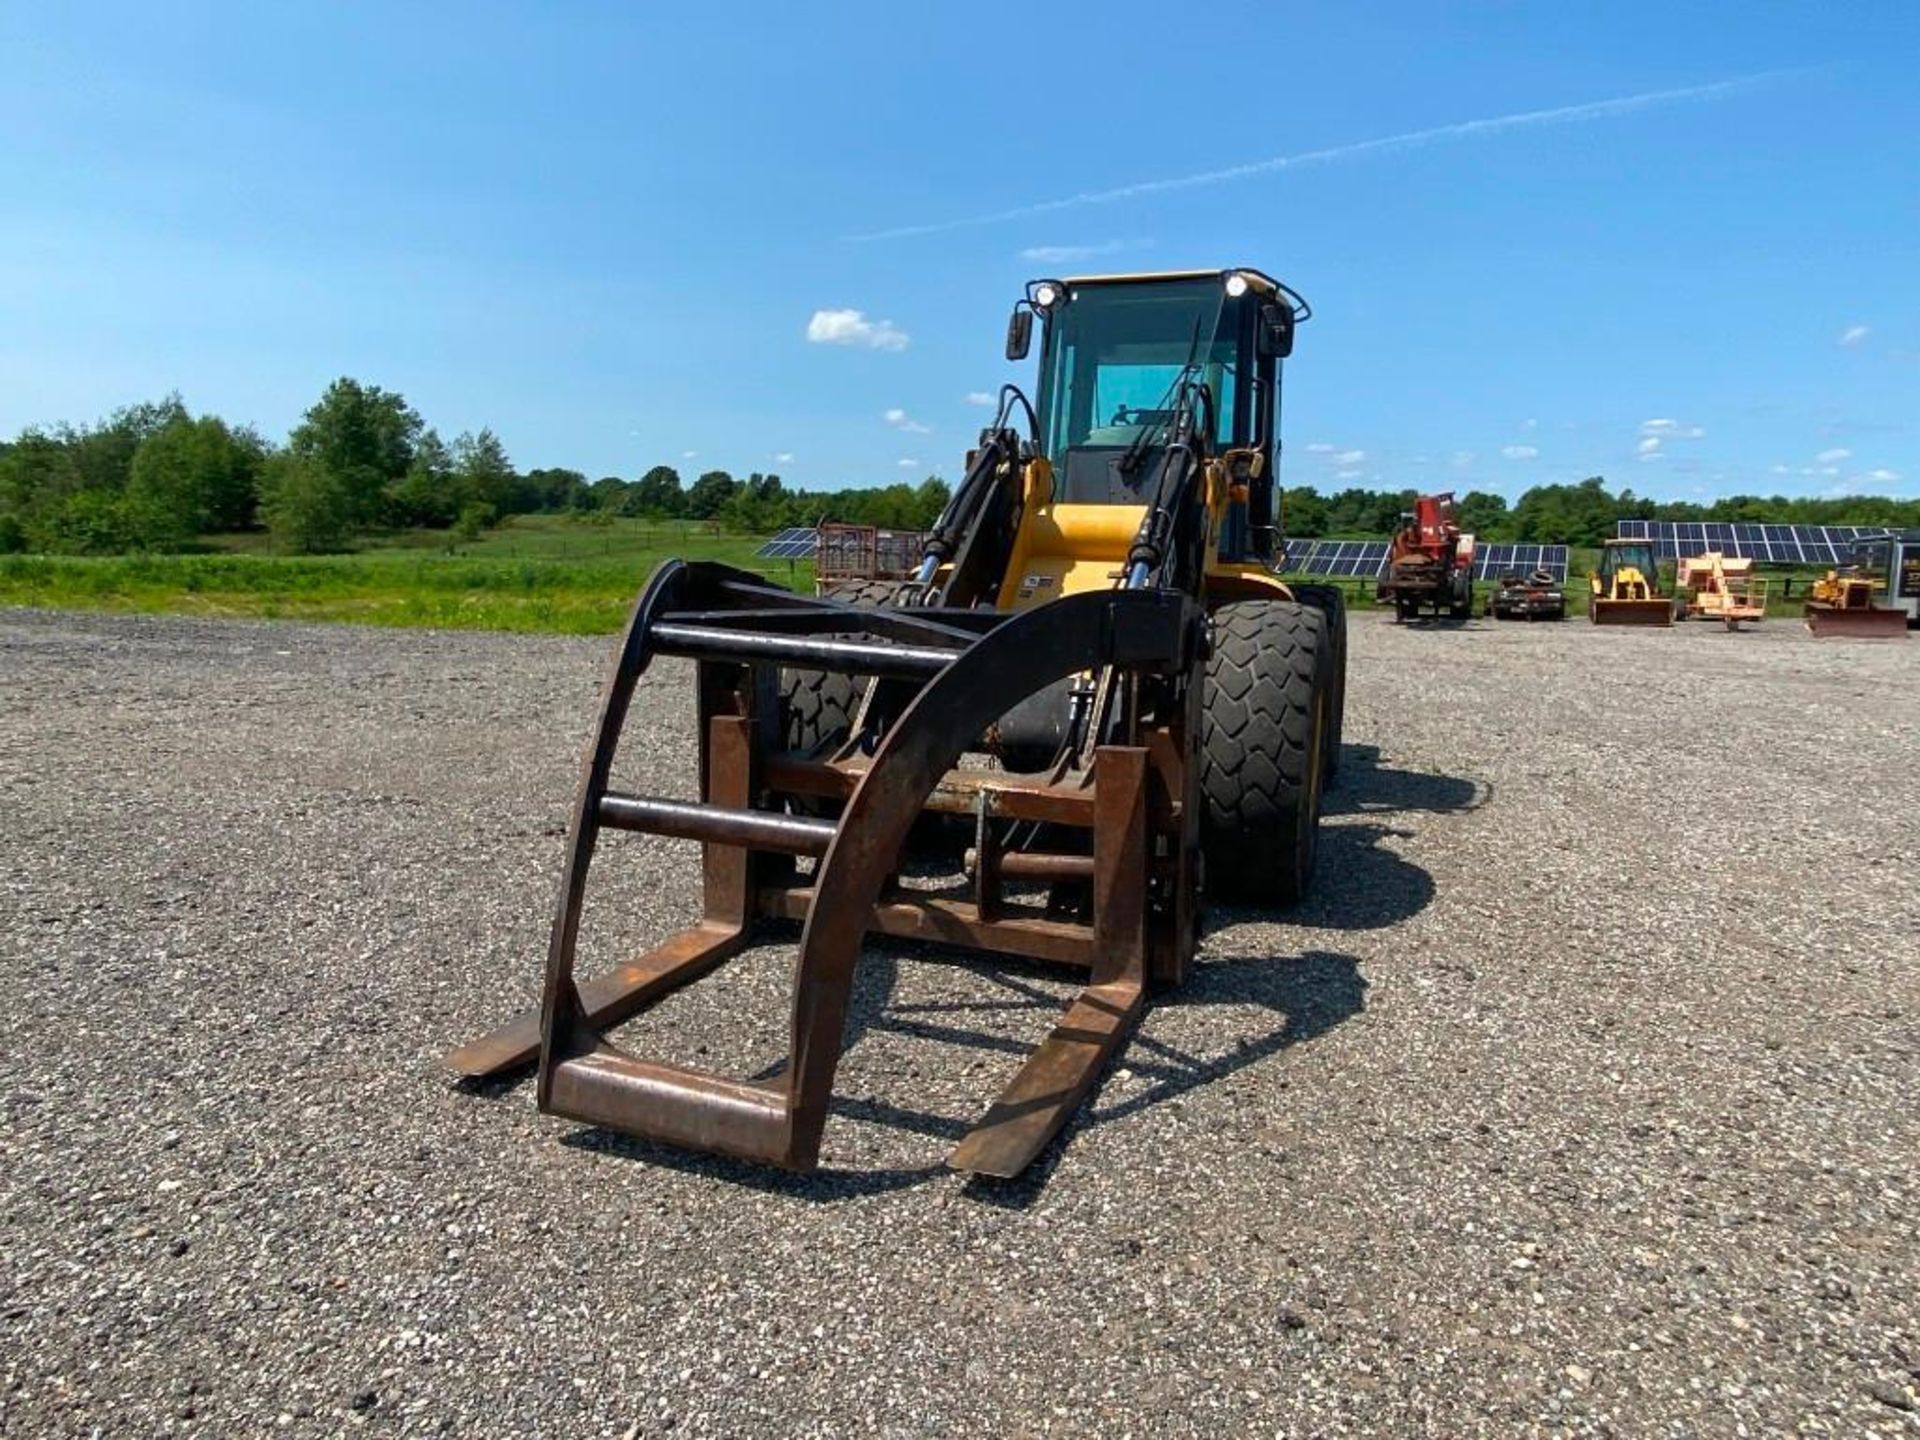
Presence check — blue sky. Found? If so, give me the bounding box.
[2,2,1915,502]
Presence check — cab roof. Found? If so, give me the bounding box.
[1056,267,1282,294]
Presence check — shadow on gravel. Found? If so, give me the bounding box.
[557,1128,948,1199]
[964,949,1366,1208]
[1325,743,1485,816]
[1278,821,1434,931]
[535,946,1363,1205]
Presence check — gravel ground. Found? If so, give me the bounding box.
[2,605,1916,1438]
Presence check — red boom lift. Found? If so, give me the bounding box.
[1377,492,1476,621]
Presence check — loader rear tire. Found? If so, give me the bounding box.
[1287,584,1347,782]
[1200,600,1330,907]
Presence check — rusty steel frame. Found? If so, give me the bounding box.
[447,561,1203,1177]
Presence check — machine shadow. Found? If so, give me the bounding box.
[1324,743,1485,817]
[552,943,1365,1205]
[507,751,1446,1199]
[1272,820,1435,932]
[963,949,1367,1208]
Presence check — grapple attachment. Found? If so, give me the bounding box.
[447,561,1204,1177]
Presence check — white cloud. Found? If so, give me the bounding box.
[1336,469,1364,481]
[964,391,996,406]
[806,308,910,351]
[1450,450,1477,469]
[1838,324,1870,347]
[1501,444,1540,460]
[682,449,698,459]
[1018,239,1133,262]
[1815,447,1852,464]
[1865,467,1901,483]
[1521,418,1539,431]
[1637,436,1662,455]
[773,452,795,464]
[1333,448,1366,465]
[1305,442,1337,454]
[1640,418,1705,439]
[884,407,932,434]
[1769,464,1790,475]
[897,458,920,469]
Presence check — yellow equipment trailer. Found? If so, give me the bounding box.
[1673,552,1768,629]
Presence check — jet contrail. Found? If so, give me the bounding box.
[847,73,1787,242]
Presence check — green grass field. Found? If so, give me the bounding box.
[0,517,815,633]
[1,523,1835,633]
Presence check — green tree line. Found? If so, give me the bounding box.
[0,380,954,554]
[5,386,1914,557]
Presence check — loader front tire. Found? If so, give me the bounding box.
[1200,600,1330,907]
[779,578,901,757]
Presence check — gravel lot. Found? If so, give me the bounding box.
[3,605,1916,1438]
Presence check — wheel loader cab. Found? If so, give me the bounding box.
[990,270,1305,614]
[1017,270,1300,566]
[1594,540,1659,599]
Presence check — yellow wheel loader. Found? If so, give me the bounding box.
[1588,538,1674,625]
[447,269,1346,1177]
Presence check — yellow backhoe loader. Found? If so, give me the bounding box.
[1588,538,1673,625]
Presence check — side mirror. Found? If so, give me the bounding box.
[1005,306,1033,361]
[1257,306,1295,359]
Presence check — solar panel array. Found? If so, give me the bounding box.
[1282,540,1571,583]
[1475,544,1570,582]
[1283,540,1391,577]
[1616,520,1891,564]
[755,526,819,559]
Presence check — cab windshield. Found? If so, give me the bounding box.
[1036,280,1242,460]
[1603,543,1657,580]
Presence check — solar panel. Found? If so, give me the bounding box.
[754,526,819,560]
[1475,544,1570,582]
[1613,521,1898,565]
[1285,540,1391,578]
